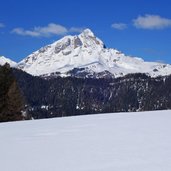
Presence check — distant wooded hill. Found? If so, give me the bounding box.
[1,64,171,122]
[13,68,171,120]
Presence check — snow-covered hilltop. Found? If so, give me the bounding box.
[16,29,171,77]
[0,56,17,67]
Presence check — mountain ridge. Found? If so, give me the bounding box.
[0,56,17,67]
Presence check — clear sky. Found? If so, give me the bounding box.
[0,0,171,64]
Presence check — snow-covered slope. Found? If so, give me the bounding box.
[18,29,171,78]
[1,110,171,171]
[0,56,17,67]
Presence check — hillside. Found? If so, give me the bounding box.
[0,110,171,171]
[13,68,171,119]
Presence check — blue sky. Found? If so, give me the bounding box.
[0,0,171,63]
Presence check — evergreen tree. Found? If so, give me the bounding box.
[0,64,24,122]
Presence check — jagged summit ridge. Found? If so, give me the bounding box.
[81,28,95,37]
[17,29,171,78]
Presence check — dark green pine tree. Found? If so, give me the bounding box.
[0,63,24,122]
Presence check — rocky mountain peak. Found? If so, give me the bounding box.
[79,28,95,38]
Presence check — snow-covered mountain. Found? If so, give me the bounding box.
[0,56,17,67]
[18,29,171,78]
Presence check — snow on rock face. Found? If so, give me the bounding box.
[17,29,171,77]
[0,56,17,67]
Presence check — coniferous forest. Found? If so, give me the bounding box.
[0,64,24,122]
[1,64,171,122]
[13,67,171,120]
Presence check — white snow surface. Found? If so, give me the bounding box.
[1,110,171,171]
[0,56,17,67]
[18,29,171,77]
